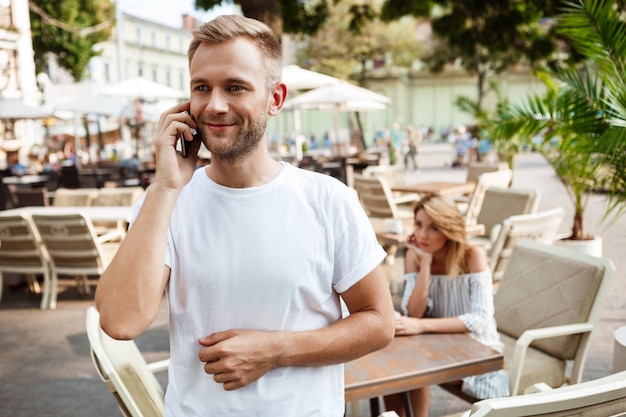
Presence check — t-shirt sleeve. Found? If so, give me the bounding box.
[332,184,386,293]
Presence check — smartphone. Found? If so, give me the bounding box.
[180,111,202,158]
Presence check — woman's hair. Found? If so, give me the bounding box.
[413,194,469,276]
[188,15,282,91]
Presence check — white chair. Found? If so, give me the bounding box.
[442,239,615,401]
[465,162,509,184]
[488,207,564,282]
[469,187,540,250]
[91,186,144,241]
[353,175,415,220]
[461,370,626,416]
[0,214,50,309]
[31,212,119,309]
[458,169,513,226]
[52,187,99,206]
[86,306,168,417]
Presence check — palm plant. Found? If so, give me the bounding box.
[484,0,626,240]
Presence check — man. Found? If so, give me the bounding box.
[96,15,395,416]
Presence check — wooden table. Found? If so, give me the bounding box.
[0,206,133,223]
[345,333,503,415]
[392,181,476,196]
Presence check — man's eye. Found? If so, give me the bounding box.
[196,85,209,91]
[229,85,244,92]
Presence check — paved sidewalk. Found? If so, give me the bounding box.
[0,143,624,417]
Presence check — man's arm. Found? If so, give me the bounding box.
[198,265,395,390]
[95,184,176,340]
[96,102,200,340]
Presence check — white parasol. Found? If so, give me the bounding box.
[281,65,341,91]
[0,98,53,120]
[101,76,187,100]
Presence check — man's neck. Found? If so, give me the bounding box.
[205,148,282,188]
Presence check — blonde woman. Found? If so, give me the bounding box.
[385,194,509,417]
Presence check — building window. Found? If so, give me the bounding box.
[135,27,142,45]
[152,68,158,82]
[165,34,171,51]
[151,30,156,48]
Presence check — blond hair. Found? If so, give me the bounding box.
[188,15,282,90]
[413,194,469,276]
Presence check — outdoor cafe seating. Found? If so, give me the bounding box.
[440,239,615,402]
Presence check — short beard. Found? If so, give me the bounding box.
[202,112,268,164]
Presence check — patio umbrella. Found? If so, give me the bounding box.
[54,96,129,117]
[284,82,390,155]
[0,98,53,120]
[284,81,390,110]
[281,65,341,91]
[101,76,187,100]
[54,96,130,162]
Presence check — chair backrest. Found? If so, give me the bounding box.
[489,207,564,281]
[52,187,99,206]
[464,169,513,225]
[92,187,145,207]
[10,186,50,207]
[0,214,50,308]
[468,370,626,417]
[465,162,509,183]
[362,165,405,186]
[31,212,107,276]
[86,306,165,417]
[353,175,411,219]
[495,239,615,394]
[476,187,540,239]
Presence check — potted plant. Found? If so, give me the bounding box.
[483,0,626,253]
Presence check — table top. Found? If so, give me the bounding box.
[392,181,476,196]
[2,174,50,186]
[344,333,503,403]
[0,206,133,223]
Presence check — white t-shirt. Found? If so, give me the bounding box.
[137,162,385,416]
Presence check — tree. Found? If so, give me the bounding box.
[194,0,388,39]
[379,0,580,112]
[30,0,114,81]
[298,1,421,83]
[483,0,626,240]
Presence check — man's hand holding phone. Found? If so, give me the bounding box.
[153,102,202,190]
[180,110,203,158]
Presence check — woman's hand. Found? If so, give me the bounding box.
[394,315,425,336]
[405,233,433,267]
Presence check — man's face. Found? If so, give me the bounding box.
[189,38,273,163]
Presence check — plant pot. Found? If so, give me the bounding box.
[553,233,603,257]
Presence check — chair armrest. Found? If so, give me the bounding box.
[147,358,169,374]
[517,323,594,345]
[523,382,553,394]
[508,323,594,395]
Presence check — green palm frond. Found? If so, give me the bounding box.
[485,0,626,238]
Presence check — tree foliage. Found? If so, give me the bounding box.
[379,0,581,110]
[194,0,332,38]
[297,1,421,83]
[30,0,115,81]
[483,0,626,239]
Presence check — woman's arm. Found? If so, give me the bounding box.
[403,240,432,318]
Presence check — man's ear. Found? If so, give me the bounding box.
[268,83,287,116]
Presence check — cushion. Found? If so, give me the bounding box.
[494,244,604,360]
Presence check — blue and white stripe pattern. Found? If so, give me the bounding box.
[401,269,510,399]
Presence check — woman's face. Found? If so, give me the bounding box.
[412,208,448,254]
